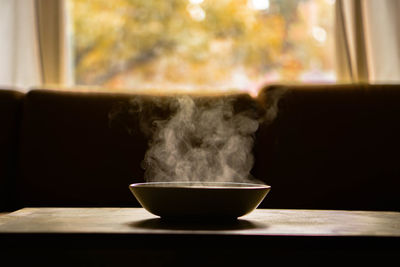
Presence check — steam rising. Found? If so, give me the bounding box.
[111,88,286,184]
[143,96,259,183]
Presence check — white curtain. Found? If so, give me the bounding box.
[0,0,69,90]
[0,0,42,89]
[36,0,71,86]
[336,0,400,83]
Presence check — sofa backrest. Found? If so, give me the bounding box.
[2,85,399,211]
[16,90,259,208]
[0,89,24,211]
[17,90,148,207]
[254,84,400,211]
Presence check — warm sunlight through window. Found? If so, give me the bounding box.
[67,0,335,94]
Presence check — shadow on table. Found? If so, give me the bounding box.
[128,217,267,231]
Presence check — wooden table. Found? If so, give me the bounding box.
[1,208,399,266]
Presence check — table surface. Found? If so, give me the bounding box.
[1,207,399,237]
[1,208,399,266]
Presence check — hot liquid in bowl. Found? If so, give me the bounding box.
[129,182,270,219]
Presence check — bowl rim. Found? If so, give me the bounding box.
[129,181,271,189]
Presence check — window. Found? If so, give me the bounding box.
[67,0,335,94]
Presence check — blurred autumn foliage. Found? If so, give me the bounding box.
[68,0,335,93]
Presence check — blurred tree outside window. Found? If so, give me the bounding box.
[67,0,336,95]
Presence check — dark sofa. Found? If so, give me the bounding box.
[1,84,400,212]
